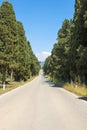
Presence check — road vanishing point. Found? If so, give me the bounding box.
[0,70,87,130]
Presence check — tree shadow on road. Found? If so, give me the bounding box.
[44,76,66,88]
[44,80,54,86]
[78,97,87,102]
[44,79,64,88]
[51,84,61,88]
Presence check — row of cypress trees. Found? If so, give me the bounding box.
[43,0,87,85]
[0,1,40,89]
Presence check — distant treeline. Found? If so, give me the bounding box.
[43,0,87,84]
[0,1,40,88]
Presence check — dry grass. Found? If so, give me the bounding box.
[0,76,36,95]
[63,83,87,97]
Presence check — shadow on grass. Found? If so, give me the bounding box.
[78,97,87,102]
[0,81,16,89]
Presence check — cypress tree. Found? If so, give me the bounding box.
[51,20,70,82]
[14,22,31,81]
[70,0,87,82]
[0,1,18,89]
[28,41,40,76]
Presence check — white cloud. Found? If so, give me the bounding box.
[36,51,51,61]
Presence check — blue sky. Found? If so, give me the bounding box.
[0,0,75,61]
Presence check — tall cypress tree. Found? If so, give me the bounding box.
[27,41,40,76]
[52,20,71,82]
[70,0,87,82]
[73,0,87,47]
[0,1,18,89]
[13,21,31,81]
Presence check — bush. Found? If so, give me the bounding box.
[0,73,2,81]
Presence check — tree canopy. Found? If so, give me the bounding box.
[43,0,87,84]
[0,1,40,89]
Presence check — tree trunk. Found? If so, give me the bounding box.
[11,69,13,80]
[2,81,5,90]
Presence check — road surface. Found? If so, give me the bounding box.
[0,71,87,130]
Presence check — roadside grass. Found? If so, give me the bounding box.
[0,76,36,95]
[63,83,87,97]
[53,78,87,97]
[45,75,87,97]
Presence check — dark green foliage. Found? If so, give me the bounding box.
[70,0,87,82]
[0,1,40,88]
[0,1,18,88]
[13,22,31,81]
[27,41,40,77]
[44,0,87,85]
[44,19,71,82]
[43,56,52,75]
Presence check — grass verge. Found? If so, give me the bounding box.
[0,76,36,96]
[63,83,87,97]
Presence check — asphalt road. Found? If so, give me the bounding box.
[0,71,87,130]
